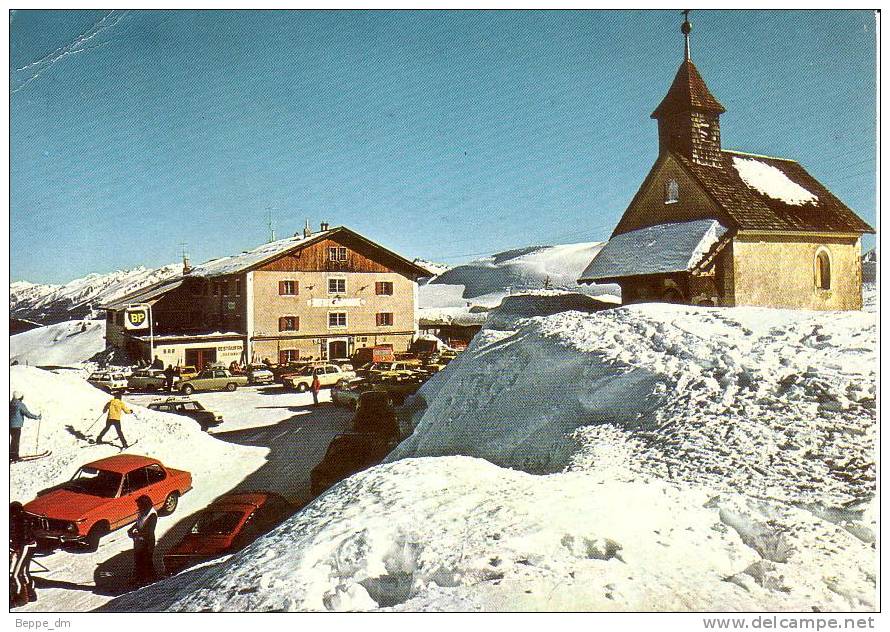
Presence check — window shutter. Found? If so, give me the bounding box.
[279,351,287,364]
[375,282,382,295]
[279,281,285,295]
[294,316,299,331]
[278,317,285,331]
[294,281,299,295]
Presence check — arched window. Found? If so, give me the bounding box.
[665,179,679,204]
[815,249,831,290]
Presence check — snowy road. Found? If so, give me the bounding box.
[21,384,354,612]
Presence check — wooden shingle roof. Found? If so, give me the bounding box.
[651,59,726,119]
[676,151,874,234]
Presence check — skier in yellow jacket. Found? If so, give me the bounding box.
[96,392,132,448]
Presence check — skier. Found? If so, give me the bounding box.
[9,502,37,607]
[164,365,176,393]
[127,495,157,586]
[9,392,41,463]
[151,356,164,370]
[96,392,132,448]
[310,373,322,407]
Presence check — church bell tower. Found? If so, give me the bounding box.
[651,11,726,168]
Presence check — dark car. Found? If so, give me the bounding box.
[147,398,223,431]
[310,392,400,496]
[164,491,294,575]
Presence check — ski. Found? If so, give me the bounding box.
[80,439,138,451]
[11,451,51,462]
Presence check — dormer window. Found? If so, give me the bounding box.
[665,179,680,204]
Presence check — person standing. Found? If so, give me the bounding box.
[310,373,322,407]
[127,495,157,586]
[164,365,176,393]
[9,502,37,607]
[9,392,41,462]
[96,392,132,448]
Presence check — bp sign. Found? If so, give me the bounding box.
[124,307,150,331]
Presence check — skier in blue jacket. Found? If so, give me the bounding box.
[9,392,40,462]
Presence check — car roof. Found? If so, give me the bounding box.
[209,491,277,510]
[83,454,161,473]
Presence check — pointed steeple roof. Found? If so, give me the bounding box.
[650,59,726,119]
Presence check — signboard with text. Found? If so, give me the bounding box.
[124,307,150,331]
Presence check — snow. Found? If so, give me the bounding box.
[10,319,106,367]
[99,295,875,612]
[9,366,268,612]
[10,264,180,324]
[579,220,727,281]
[189,231,329,278]
[731,156,818,206]
[419,242,620,327]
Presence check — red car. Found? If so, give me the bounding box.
[24,454,192,551]
[164,491,294,575]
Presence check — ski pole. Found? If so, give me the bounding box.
[86,411,105,433]
[35,414,41,454]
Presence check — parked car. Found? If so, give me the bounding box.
[330,379,378,409]
[246,365,275,385]
[163,491,294,575]
[310,392,400,496]
[282,364,356,392]
[269,362,306,383]
[87,371,129,393]
[127,369,168,391]
[178,368,249,395]
[23,455,192,551]
[362,361,421,381]
[147,397,223,431]
[176,365,199,381]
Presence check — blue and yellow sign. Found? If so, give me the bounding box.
[124,307,150,331]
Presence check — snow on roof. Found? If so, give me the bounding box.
[102,278,185,310]
[579,220,728,282]
[731,155,818,206]
[188,231,331,278]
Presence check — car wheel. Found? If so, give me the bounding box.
[84,521,109,552]
[182,384,194,395]
[296,382,309,393]
[226,383,237,392]
[160,492,179,516]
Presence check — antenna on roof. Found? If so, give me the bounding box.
[681,9,692,61]
[266,208,276,243]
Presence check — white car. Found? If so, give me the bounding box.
[87,371,129,392]
[282,364,357,392]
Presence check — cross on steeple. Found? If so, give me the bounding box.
[681,10,692,61]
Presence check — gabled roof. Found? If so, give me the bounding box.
[188,226,431,278]
[101,278,185,310]
[674,150,874,234]
[651,59,726,119]
[581,220,729,282]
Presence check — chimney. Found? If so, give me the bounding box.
[183,253,192,275]
[303,218,312,238]
[320,221,329,231]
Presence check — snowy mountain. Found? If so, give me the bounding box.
[10,319,106,367]
[10,264,180,325]
[419,241,620,326]
[99,292,876,612]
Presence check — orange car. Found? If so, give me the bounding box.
[24,454,192,551]
[164,491,294,575]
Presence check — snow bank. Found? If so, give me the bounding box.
[10,319,106,367]
[732,156,818,205]
[103,456,875,612]
[10,366,268,612]
[396,300,876,507]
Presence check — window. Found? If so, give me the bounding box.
[329,247,347,261]
[235,279,241,296]
[816,249,831,290]
[376,312,394,326]
[665,179,679,204]
[221,281,229,296]
[338,247,347,261]
[329,312,347,328]
[279,316,300,331]
[145,464,166,484]
[279,349,300,364]
[279,280,298,296]
[123,468,150,495]
[375,281,394,296]
[328,278,346,294]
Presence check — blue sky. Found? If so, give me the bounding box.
[11,9,877,283]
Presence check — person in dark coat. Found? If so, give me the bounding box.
[128,495,158,585]
[310,373,322,406]
[10,392,41,462]
[164,365,176,392]
[151,356,164,370]
[9,502,37,607]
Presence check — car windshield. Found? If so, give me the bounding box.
[374,363,396,371]
[89,373,108,380]
[191,510,247,535]
[66,467,122,498]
